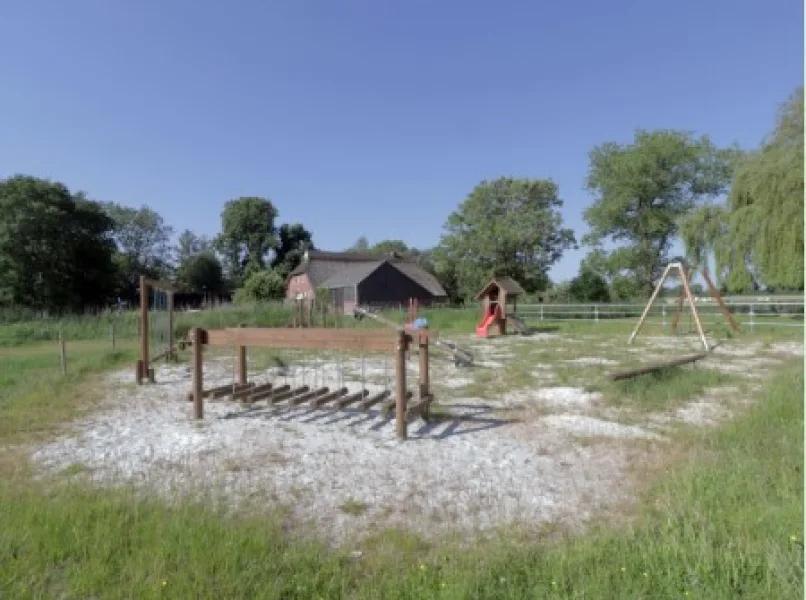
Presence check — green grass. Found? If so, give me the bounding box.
[0,328,802,598]
[597,365,735,412]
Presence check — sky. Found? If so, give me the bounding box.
[1,0,802,282]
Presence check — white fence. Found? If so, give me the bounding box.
[515,300,804,330]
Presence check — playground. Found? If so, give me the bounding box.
[28,290,802,543]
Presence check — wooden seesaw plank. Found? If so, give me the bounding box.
[606,352,709,382]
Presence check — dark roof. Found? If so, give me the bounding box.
[390,260,447,297]
[289,249,447,297]
[475,276,526,299]
[319,261,383,288]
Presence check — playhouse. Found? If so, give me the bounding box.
[475,276,525,337]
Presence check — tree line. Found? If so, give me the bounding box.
[0,87,801,317]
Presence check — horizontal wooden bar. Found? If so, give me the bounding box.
[233,382,273,401]
[250,384,291,403]
[270,385,311,405]
[141,277,177,293]
[186,382,252,402]
[288,387,329,406]
[201,327,437,351]
[356,390,391,411]
[606,353,709,382]
[333,389,369,410]
[310,387,349,408]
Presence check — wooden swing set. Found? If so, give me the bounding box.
[607,261,740,381]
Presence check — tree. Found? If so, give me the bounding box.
[216,197,278,284]
[436,177,576,300]
[175,229,213,266]
[233,270,286,303]
[346,236,370,252]
[683,88,803,292]
[568,267,611,303]
[583,130,737,298]
[0,175,118,312]
[103,202,175,300]
[177,252,225,293]
[272,223,314,278]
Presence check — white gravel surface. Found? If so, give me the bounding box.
[27,333,802,545]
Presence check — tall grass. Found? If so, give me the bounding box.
[0,335,801,598]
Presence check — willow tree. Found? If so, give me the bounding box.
[681,88,804,292]
[724,87,803,291]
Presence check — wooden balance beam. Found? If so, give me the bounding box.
[606,352,709,382]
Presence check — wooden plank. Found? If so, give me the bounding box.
[186,382,247,402]
[141,277,178,292]
[210,382,254,401]
[204,327,402,351]
[250,384,291,403]
[288,387,329,406]
[333,389,369,410]
[233,382,272,401]
[606,353,709,382]
[270,385,311,405]
[310,387,349,408]
[356,390,391,411]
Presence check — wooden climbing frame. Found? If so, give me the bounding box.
[187,326,435,440]
[135,275,178,385]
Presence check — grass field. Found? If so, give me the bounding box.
[0,307,802,599]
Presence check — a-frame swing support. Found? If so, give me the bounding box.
[627,262,712,352]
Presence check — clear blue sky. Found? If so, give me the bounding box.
[1,0,802,281]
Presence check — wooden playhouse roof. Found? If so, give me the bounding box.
[475,276,526,299]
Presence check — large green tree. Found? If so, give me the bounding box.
[583,130,737,297]
[271,223,314,278]
[216,196,279,284]
[103,202,175,299]
[0,176,118,312]
[174,229,223,292]
[682,87,804,292]
[435,177,575,299]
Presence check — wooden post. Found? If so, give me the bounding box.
[138,275,149,383]
[192,328,204,419]
[59,331,67,375]
[701,268,741,333]
[237,323,248,387]
[628,263,673,344]
[680,268,710,351]
[167,290,175,361]
[395,329,408,440]
[110,322,116,349]
[418,330,430,420]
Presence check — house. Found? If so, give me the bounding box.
[287,250,447,314]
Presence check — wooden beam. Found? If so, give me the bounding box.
[185,381,254,402]
[628,262,675,344]
[606,352,709,382]
[250,384,291,403]
[287,387,329,406]
[192,328,204,419]
[270,385,311,405]
[203,327,407,352]
[141,277,178,293]
[679,266,710,351]
[357,390,391,411]
[702,268,741,333]
[333,389,369,409]
[310,387,349,408]
[232,382,272,401]
[384,391,414,419]
[395,329,408,438]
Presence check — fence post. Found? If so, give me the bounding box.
[110,322,116,349]
[661,305,666,327]
[395,329,408,440]
[594,305,599,323]
[540,305,544,321]
[749,303,755,332]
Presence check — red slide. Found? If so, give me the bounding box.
[475,312,498,338]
